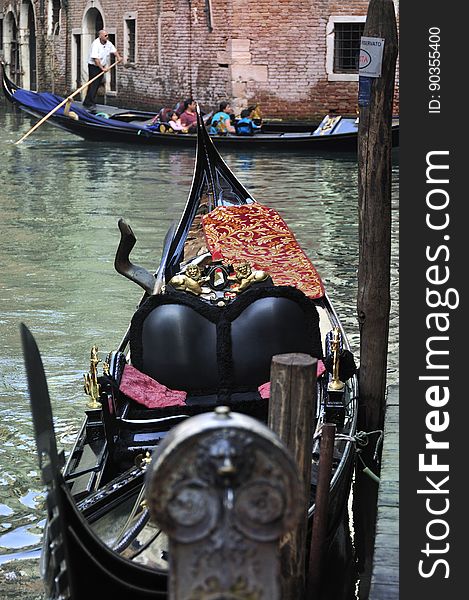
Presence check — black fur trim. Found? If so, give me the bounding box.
[129,286,322,396]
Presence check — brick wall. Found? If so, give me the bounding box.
[1,0,399,120]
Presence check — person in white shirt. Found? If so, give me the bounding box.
[83,30,122,110]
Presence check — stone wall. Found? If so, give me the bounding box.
[0,0,399,120]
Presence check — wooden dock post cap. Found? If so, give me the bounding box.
[271,352,317,366]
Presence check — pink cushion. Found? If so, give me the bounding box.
[120,364,187,408]
[119,359,326,408]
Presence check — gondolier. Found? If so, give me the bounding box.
[83,30,122,111]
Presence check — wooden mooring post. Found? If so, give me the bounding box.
[356,0,398,598]
[306,423,336,598]
[268,353,317,600]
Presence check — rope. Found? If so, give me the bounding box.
[313,425,383,484]
[313,424,383,449]
[357,452,380,483]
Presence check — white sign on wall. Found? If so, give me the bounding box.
[359,37,385,77]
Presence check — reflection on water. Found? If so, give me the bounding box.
[0,103,398,595]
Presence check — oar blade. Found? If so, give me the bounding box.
[20,323,61,482]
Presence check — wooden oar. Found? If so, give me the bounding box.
[15,59,121,145]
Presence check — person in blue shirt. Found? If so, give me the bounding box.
[209,102,236,135]
[235,106,262,135]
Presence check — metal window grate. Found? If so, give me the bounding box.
[126,19,136,63]
[334,22,365,73]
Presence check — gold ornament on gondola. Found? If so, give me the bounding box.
[230,261,268,293]
[169,264,207,295]
[328,327,345,392]
[84,346,101,409]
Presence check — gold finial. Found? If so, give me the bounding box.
[84,346,101,409]
[328,328,345,391]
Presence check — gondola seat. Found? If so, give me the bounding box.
[128,285,323,401]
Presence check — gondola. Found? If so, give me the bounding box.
[21,106,359,599]
[2,62,398,150]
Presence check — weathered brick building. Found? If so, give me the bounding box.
[1,1,399,120]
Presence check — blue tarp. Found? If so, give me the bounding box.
[12,88,146,131]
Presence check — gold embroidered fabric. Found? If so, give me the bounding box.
[202,203,324,299]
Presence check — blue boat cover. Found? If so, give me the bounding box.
[12,88,147,131]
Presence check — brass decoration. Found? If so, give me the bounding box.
[230,261,268,293]
[169,264,207,295]
[328,327,345,391]
[83,346,101,409]
[168,259,269,300]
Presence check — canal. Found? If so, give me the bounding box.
[0,103,399,597]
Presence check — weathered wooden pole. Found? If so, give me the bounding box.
[268,353,317,600]
[306,423,336,598]
[356,0,398,597]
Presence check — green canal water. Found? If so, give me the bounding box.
[0,102,399,598]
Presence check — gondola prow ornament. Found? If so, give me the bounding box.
[84,345,101,409]
[328,327,345,392]
[146,406,303,599]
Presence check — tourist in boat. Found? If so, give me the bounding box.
[168,111,188,133]
[83,30,122,111]
[235,107,262,135]
[156,107,173,123]
[209,102,236,135]
[179,98,198,132]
